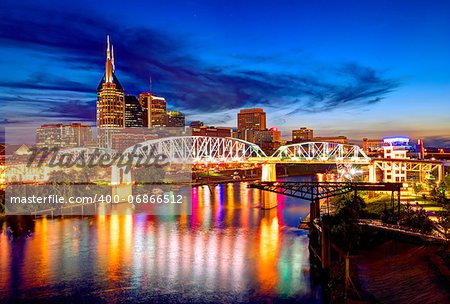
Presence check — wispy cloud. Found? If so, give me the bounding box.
[0,3,400,127]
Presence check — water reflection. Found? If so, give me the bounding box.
[0,180,321,302]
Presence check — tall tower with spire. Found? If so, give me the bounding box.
[97,35,125,147]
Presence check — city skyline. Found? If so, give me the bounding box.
[0,1,449,146]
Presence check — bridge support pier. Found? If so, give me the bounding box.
[261,163,276,182]
[260,164,277,209]
[437,164,444,184]
[368,164,377,182]
[111,165,133,202]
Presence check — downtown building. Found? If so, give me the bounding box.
[292,127,314,143]
[192,126,232,138]
[139,93,167,127]
[237,108,267,142]
[95,36,186,149]
[254,127,282,155]
[36,123,94,148]
[163,110,185,127]
[124,95,143,127]
[96,36,125,147]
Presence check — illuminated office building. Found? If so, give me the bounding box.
[237,108,266,132]
[192,126,232,138]
[362,138,384,157]
[254,127,282,154]
[124,95,143,127]
[139,93,167,127]
[163,110,185,127]
[36,123,93,148]
[96,35,125,147]
[292,127,313,143]
[237,108,266,142]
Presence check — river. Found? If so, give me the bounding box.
[0,178,323,303]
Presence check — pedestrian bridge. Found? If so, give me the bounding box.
[52,136,371,184]
[120,136,371,165]
[53,136,443,184]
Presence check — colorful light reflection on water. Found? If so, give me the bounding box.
[0,180,322,303]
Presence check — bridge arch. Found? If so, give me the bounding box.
[123,136,267,164]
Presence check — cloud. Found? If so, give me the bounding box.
[0,3,400,128]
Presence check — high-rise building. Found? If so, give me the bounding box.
[163,110,185,127]
[124,95,143,127]
[292,127,313,143]
[237,108,266,132]
[96,35,125,147]
[36,123,93,148]
[254,127,282,154]
[139,93,167,127]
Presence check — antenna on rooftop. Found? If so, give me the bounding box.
[149,75,152,94]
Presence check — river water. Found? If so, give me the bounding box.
[0,179,322,303]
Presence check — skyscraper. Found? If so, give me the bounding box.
[237,108,266,131]
[237,108,266,142]
[124,95,143,127]
[139,93,167,127]
[97,35,125,147]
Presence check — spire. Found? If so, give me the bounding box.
[98,34,123,91]
[111,45,115,72]
[106,35,111,60]
[105,35,113,83]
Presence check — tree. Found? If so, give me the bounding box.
[436,209,450,239]
[332,193,366,215]
[400,203,434,234]
[430,183,447,204]
[329,193,366,253]
[412,182,424,196]
[444,174,450,193]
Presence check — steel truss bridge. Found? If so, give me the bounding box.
[22,136,443,184]
[117,136,370,165]
[266,142,371,164]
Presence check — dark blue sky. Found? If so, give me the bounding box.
[0,0,449,145]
